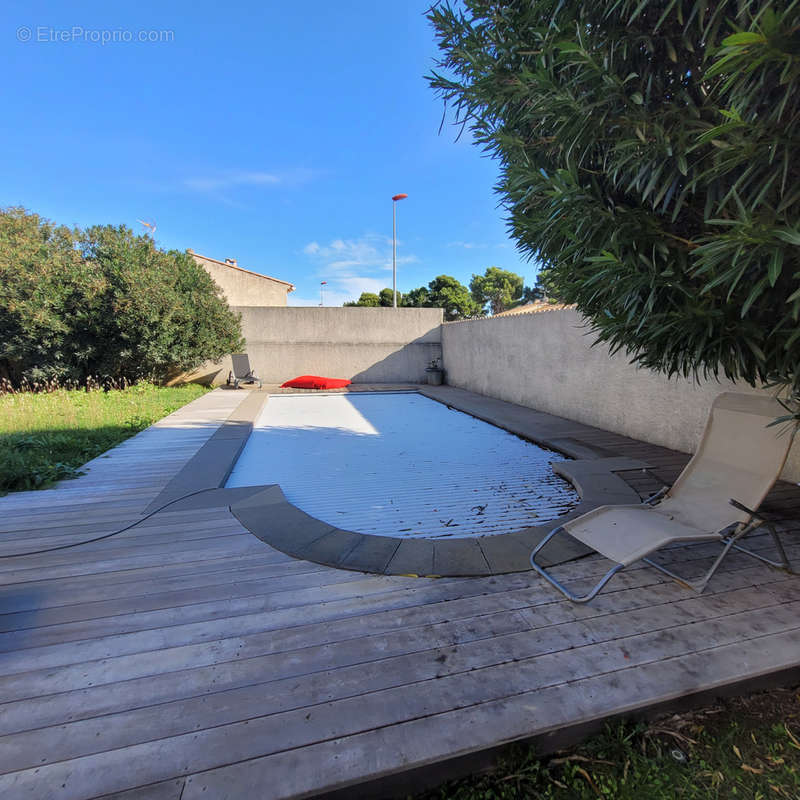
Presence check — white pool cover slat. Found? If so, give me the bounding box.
[226,392,579,539]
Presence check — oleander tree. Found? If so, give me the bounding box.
[0,207,242,384]
[428,1,800,406]
[76,224,243,382]
[0,208,87,384]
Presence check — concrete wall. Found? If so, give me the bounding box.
[441,308,800,481]
[190,307,443,385]
[191,253,293,307]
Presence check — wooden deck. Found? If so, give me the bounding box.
[1,387,799,799]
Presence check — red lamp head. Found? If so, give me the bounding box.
[392,193,408,201]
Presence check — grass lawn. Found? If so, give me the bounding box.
[0,382,209,494]
[417,686,800,799]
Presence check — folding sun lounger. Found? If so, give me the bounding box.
[531,392,796,603]
[230,353,263,389]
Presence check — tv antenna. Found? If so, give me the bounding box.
[137,219,157,237]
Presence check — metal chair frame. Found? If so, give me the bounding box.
[530,494,793,604]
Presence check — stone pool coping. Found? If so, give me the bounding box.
[157,386,650,576]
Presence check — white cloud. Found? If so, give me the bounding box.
[304,235,388,266]
[379,255,417,272]
[301,233,419,302]
[328,259,364,269]
[448,241,516,250]
[448,241,487,250]
[338,276,385,296]
[184,171,281,192]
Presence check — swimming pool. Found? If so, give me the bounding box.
[225,392,579,539]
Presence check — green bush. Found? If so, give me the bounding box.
[0,207,243,384]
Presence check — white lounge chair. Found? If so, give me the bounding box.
[531,392,796,603]
[230,353,262,389]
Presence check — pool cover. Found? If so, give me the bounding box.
[226,392,579,539]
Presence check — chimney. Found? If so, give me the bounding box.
[224,258,238,267]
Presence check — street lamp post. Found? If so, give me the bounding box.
[391,193,408,308]
[319,281,327,307]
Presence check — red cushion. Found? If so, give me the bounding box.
[280,375,352,390]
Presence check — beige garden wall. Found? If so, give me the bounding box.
[441,308,800,482]
[188,306,443,386]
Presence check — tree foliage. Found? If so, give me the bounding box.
[429,274,485,319]
[404,286,431,307]
[0,208,242,384]
[378,287,396,307]
[470,266,525,314]
[519,284,545,304]
[402,274,484,320]
[344,291,382,307]
[342,273,522,319]
[343,289,399,307]
[428,1,800,395]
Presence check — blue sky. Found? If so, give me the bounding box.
[4,0,538,306]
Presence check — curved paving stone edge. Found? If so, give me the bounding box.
[163,387,652,576]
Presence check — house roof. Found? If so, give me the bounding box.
[443,301,576,325]
[492,301,575,317]
[188,250,295,291]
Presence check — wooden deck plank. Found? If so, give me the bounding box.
[0,537,269,585]
[179,626,800,800]
[3,509,787,621]
[0,521,250,560]
[0,554,310,618]
[2,537,796,657]
[0,561,334,630]
[0,547,748,676]
[0,566,792,741]
[1,387,800,799]
[3,603,800,799]
[0,550,292,603]
[1,536,794,685]
[0,521,251,558]
[1,555,794,723]
[0,506,239,541]
[0,542,775,644]
[0,578,796,775]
